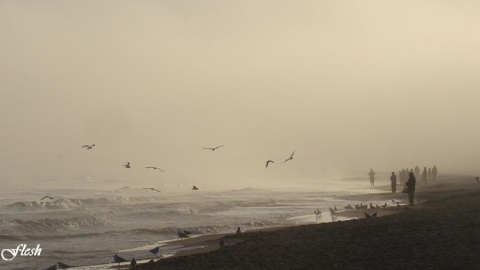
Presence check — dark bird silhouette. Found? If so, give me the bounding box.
[192,185,199,190]
[41,196,55,201]
[283,150,295,163]
[124,162,131,168]
[203,145,224,151]
[145,166,165,172]
[143,187,161,192]
[81,144,96,150]
[266,160,275,168]
[178,230,192,240]
[475,177,479,184]
[45,261,70,270]
[149,246,160,255]
[113,254,128,266]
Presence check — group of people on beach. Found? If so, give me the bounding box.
[369,166,438,206]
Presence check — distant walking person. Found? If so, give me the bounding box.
[428,168,432,181]
[422,167,428,184]
[414,166,420,178]
[390,172,397,193]
[368,169,376,187]
[432,166,438,181]
[405,172,416,206]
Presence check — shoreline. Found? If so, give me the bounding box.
[135,175,480,269]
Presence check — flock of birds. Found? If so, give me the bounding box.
[80,143,297,192]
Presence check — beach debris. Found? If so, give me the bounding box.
[81,144,95,150]
[203,145,224,151]
[283,150,295,163]
[41,196,55,201]
[143,187,161,192]
[145,166,165,172]
[45,261,70,270]
[113,254,128,266]
[266,160,275,168]
[192,185,199,190]
[124,162,131,168]
[149,246,160,255]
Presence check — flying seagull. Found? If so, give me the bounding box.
[124,162,131,168]
[192,185,199,190]
[475,177,479,184]
[266,160,275,168]
[203,145,224,151]
[145,166,165,172]
[81,144,96,150]
[143,188,161,192]
[41,196,55,201]
[283,150,295,163]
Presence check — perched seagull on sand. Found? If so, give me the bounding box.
[113,255,128,266]
[283,150,295,163]
[145,166,165,172]
[41,196,55,201]
[192,185,199,190]
[149,246,160,256]
[203,145,224,151]
[265,160,275,168]
[178,230,192,240]
[143,188,161,192]
[475,177,479,184]
[81,144,96,150]
[124,162,131,168]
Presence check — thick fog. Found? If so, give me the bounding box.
[1,1,479,189]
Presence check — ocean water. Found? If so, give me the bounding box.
[0,178,379,270]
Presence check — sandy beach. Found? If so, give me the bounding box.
[133,175,480,270]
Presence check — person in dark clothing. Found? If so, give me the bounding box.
[432,165,438,181]
[390,172,397,193]
[422,167,428,184]
[405,172,416,206]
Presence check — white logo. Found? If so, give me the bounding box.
[1,244,42,261]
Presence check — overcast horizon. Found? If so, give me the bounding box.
[1,1,480,188]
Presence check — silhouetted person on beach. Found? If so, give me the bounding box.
[414,166,420,178]
[236,227,242,234]
[405,172,416,206]
[422,167,427,184]
[131,258,137,268]
[390,172,397,193]
[368,168,376,187]
[428,167,432,181]
[432,166,438,181]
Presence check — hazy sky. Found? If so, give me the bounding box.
[1,1,480,187]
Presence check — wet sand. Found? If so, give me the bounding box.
[135,175,480,270]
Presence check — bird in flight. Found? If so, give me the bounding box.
[143,188,161,192]
[81,144,96,150]
[124,162,131,168]
[145,166,165,172]
[192,185,199,190]
[266,160,275,168]
[203,145,224,151]
[283,150,295,163]
[41,196,55,200]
